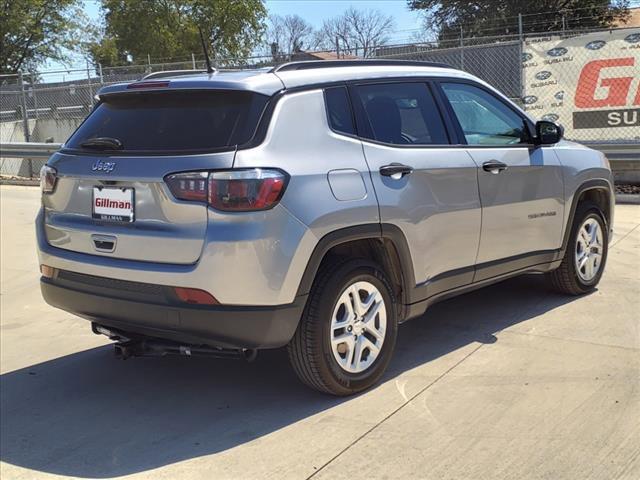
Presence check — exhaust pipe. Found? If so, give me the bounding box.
[242,348,258,362]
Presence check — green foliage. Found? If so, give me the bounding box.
[0,0,87,74]
[407,0,631,39]
[88,0,267,66]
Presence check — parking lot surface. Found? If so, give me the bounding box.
[1,185,639,480]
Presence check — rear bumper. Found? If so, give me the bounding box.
[37,201,315,306]
[41,274,306,349]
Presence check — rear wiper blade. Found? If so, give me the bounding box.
[80,137,123,150]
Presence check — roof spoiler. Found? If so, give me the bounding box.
[141,69,210,80]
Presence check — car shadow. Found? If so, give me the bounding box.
[0,274,586,478]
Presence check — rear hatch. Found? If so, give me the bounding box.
[43,89,268,264]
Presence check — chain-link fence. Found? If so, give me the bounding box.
[373,35,523,100]
[2,23,639,177]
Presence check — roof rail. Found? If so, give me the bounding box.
[142,69,211,80]
[271,59,453,73]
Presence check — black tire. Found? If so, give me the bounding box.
[287,258,398,396]
[548,202,608,295]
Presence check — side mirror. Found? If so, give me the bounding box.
[535,120,563,145]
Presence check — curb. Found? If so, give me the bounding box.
[0,179,39,187]
[616,194,640,205]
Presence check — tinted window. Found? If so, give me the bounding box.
[441,83,530,145]
[354,83,448,145]
[66,90,268,154]
[325,87,356,135]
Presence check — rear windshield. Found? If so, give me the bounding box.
[65,90,268,154]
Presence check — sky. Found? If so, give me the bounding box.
[46,0,423,72]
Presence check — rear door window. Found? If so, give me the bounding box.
[65,90,268,154]
[352,83,449,145]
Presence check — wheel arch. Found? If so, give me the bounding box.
[561,179,613,253]
[295,224,416,320]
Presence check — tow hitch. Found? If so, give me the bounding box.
[92,324,257,362]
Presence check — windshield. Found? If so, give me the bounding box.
[65,90,268,154]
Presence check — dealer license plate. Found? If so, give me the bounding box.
[92,187,135,223]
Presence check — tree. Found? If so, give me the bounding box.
[88,0,267,67]
[266,14,316,60]
[0,0,87,74]
[407,0,631,40]
[318,7,395,57]
[317,15,353,52]
[344,8,395,57]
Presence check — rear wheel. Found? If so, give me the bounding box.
[549,202,608,295]
[288,259,398,396]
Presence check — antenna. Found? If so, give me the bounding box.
[198,26,214,74]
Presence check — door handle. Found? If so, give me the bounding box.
[482,160,508,174]
[379,163,414,178]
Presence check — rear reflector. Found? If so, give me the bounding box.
[174,287,219,305]
[40,265,56,278]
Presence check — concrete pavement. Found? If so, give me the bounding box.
[1,185,639,479]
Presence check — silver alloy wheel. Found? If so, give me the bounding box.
[575,217,604,282]
[330,281,387,374]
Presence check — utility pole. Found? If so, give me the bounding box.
[335,36,340,59]
[192,53,196,70]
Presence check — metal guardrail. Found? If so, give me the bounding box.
[1,141,62,158]
[587,144,640,161]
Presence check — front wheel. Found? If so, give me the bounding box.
[287,259,398,396]
[549,202,608,295]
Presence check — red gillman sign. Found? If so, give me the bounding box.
[575,58,640,108]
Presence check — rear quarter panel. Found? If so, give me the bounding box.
[233,89,379,301]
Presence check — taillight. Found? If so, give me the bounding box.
[166,169,287,212]
[40,165,57,194]
[209,169,286,211]
[165,172,208,202]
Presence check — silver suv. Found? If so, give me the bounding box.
[37,60,614,395]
